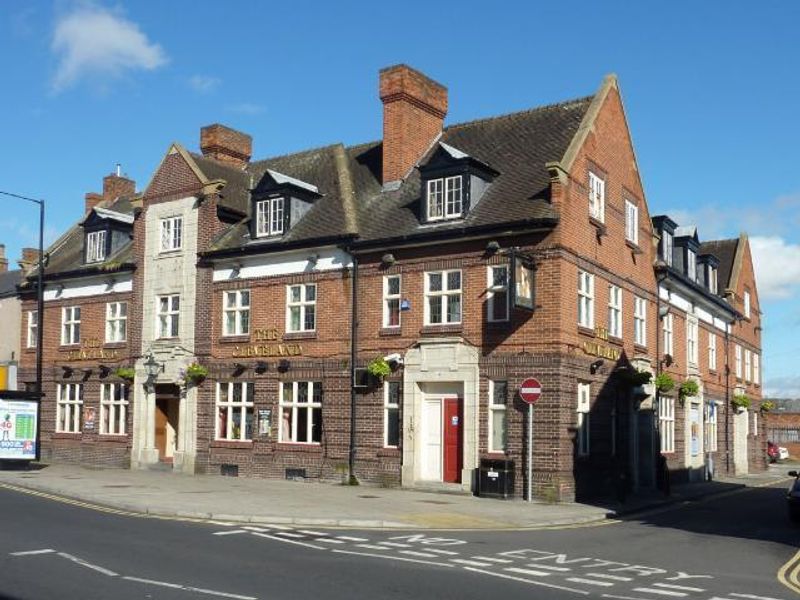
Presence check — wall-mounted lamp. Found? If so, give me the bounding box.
[307,254,319,267]
[55,283,65,298]
[61,366,74,378]
[143,353,164,380]
[98,365,111,378]
[81,368,92,381]
[661,353,674,368]
[485,240,501,254]
[255,361,268,374]
[230,263,242,279]
[104,278,116,292]
[277,359,290,373]
[590,359,605,374]
[232,362,247,376]
[381,253,396,267]
[658,305,670,319]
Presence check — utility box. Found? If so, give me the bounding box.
[477,458,515,499]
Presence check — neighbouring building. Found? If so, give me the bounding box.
[0,245,27,390]
[18,65,765,501]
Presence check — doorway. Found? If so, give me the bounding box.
[155,384,180,462]
[420,395,463,483]
[733,410,749,475]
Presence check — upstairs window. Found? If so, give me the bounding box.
[744,290,751,319]
[487,266,509,323]
[687,248,697,282]
[157,295,180,338]
[223,290,251,336]
[625,200,638,245]
[383,275,401,328]
[708,333,717,371]
[686,317,698,366]
[62,306,81,345]
[255,197,284,237]
[608,285,622,338]
[662,230,674,266]
[427,176,463,221]
[663,313,674,357]
[735,344,742,378]
[588,171,605,223]
[708,265,718,294]
[160,216,183,252]
[105,302,127,343]
[287,284,316,332]
[634,297,647,347]
[745,349,752,382]
[86,230,107,263]
[578,271,594,329]
[26,310,37,349]
[425,270,462,325]
[754,354,760,385]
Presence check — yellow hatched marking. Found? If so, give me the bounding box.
[777,549,800,595]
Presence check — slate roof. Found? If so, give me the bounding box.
[0,269,22,299]
[700,238,739,291]
[189,153,251,215]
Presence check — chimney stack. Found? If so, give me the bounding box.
[0,245,7,274]
[18,248,41,272]
[85,167,136,213]
[379,65,448,185]
[200,124,252,170]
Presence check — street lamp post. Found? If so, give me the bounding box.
[0,191,45,461]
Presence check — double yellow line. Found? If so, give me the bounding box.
[778,549,800,594]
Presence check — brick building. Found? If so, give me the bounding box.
[19,65,765,501]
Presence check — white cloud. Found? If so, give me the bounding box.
[188,75,221,93]
[51,4,167,92]
[227,102,266,115]
[764,375,800,400]
[750,236,800,300]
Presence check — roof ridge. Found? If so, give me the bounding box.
[248,143,342,168]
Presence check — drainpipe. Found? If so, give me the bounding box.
[348,250,359,485]
[724,324,731,474]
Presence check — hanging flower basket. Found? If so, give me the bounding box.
[732,393,751,412]
[182,362,208,385]
[366,356,391,381]
[654,372,675,394]
[678,379,700,400]
[114,367,135,383]
[621,369,652,387]
[760,400,776,413]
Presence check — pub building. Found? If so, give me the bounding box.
[19,65,765,501]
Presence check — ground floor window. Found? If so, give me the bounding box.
[488,380,508,453]
[280,381,322,444]
[216,382,254,441]
[100,383,127,435]
[56,383,83,433]
[577,382,591,456]
[384,381,400,448]
[705,402,718,452]
[659,397,675,453]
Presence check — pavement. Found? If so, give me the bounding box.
[0,461,792,530]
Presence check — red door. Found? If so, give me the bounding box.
[443,397,463,483]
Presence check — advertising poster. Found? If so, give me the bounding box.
[0,399,38,460]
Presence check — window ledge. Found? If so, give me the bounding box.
[377,447,401,457]
[608,335,624,346]
[577,326,595,338]
[589,216,607,235]
[210,440,253,449]
[421,324,463,335]
[633,343,648,354]
[283,331,317,341]
[625,240,643,254]
[97,434,129,443]
[218,335,250,345]
[52,432,82,440]
[379,327,402,337]
[103,342,127,350]
[59,344,80,350]
[276,443,322,453]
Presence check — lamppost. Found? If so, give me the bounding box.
[0,191,45,461]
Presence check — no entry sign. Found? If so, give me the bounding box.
[519,378,542,404]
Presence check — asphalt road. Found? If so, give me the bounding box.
[0,480,797,600]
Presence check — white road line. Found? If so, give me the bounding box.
[56,552,118,577]
[355,544,389,551]
[336,536,368,542]
[10,549,56,556]
[471,556,512,564]
[274,532,305,539]
[730,595,787,600]
[213,530,247,536]
[298,530,325,536]
[588,573,634,582]
[653,583,705,592]
[424,548,460,556]
[315,538,345,544]
[451,559,493,567]
[243,527,270,533]
[527,563,571,572]
[602,595,652,600]
[399,550,440,558]
[463,567,590,595]
[632,588,687,597]
[249,532,327,551]
[504,567,553,577]
[378,542,412,548]
[567,577,614,587]
[331,549,454,568]
[122,577,257,600]
[265,524,293,530]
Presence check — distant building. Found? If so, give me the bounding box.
[0,244,25,390]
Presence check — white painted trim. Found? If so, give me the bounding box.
[212,247,352,282]
[44,276,132,301]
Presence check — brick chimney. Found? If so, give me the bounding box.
[86,165,136,212]
[200,124,252,170]
[18,248,41,271]
[0,245,7,273]
[380,64,448,185]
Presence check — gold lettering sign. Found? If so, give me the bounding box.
[63,348,120,361]
[253,328,280,342]
[231,344,303,358]
[594,326,609,341]
[582,341,621,361]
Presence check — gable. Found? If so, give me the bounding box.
[144,148,205,202]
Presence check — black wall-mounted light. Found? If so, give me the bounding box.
[143,353,164,380]
[232,362,247,376]
[381,253,396,267]
[590,359,605,374]
[255,361,268,374]
[278,359,290,373]
[485,240,501,254]
[61,366,74,378]
[98,365,111,378]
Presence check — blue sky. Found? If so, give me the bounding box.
[2,1,799,396]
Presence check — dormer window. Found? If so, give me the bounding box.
[427,176,462,221]
[86,230,107,263]
[662,230,673,266]
[256,197,284,237]
[687,248,696,281]
[708,265,718,294]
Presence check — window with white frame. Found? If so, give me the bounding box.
[662,230,674,266]
[216,382,254,441]
[708,333,717,371]
[578,271,594,329]
[223,290,250,336]
[625,200,638,245]
[708,266,718,294]
[86,230,107,263]
[157,295,180,338]
[577,382,591,456]
[588,171,605,222]
[286,284,316,332]
[686,318,698,366]
[744,290,751,319]
[744,349,752,382]
[427,176,463,221]
[687,249,697,282]
[754,354,760,385]
[255,197,285,237]
[159,216,183,252]
[61,306,81,345]
[384,381,401,448]
[100,383,128,435]
[735,344,742,378]
[105,302,127,343]
[705,402,718,452]
[425,270,462,325]
[659,397,675,453]
[26,310,37,349]
[488,380,508,453]
[608,285,622,338]
[56,383,83,433]
[279,381,322,444]
[383,275,401,328]
[634,297,647,347]
[663,312,674,356]
[487,265,509,323]
[752,410,758,437]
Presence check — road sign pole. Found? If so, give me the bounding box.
[527,403,533,502]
